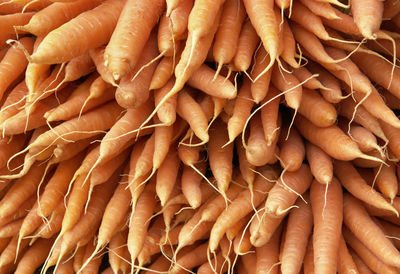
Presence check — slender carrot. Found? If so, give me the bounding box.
[337,235,359,274]
[306,142,332,184]
[233,18,260,72]
[278,126,305,172]
[256,225,281,274]
[251,47,272,103]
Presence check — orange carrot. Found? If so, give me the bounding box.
[156,148,180,206]
[30,0,125,64]
[278,126,305,172]
[255,225,282,274]
[337,235,359,274]
[233,18,260,72]
[334,161,397,215]
[311,178,343,273]
[104,0,165,80]
[280,197,313,274]
[251,47,273,103]
[343,194,400,268]
[351,0,383,39]
[374,163,398,202]
[16,0,103,36]
[306,142,332,184]
[14,238,53,274]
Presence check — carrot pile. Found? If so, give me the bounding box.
[1,0,400,273]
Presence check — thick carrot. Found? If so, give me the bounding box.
[334,161,397,215]
[343,194,400,268]
[306,142,332,184]
[295,114,382,162]
[0,37,34,99]
[337,235,359,274]
[233,18,260,72]
[16,0,103,36]
[297,88,337,128]
[251,47,272,103]
[115,32,159,109]
[278,126,305,172]
[209,166,277,252]
[154,78,178,125]
[187,64,237,99]
[351,0,383,39]
[265,164,312,217]
[14,238,53,274]
[213,0,246,72]
[30,0,125,64]
[348,247,374,274]
[299,0,340,20]
[208,119,233,193]
[181,162,206,209]
[311,178,343,274]
[0,80,28,124]
[104,0,165,80]
[255,225,281,274]
[243,0,278,80]
[227,78,253,142]
[156,149,180,206]
[349,125,382,155]
[380,119,400,159]
[374,163,398,202]
[280,197,313,274]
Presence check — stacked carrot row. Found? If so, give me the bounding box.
[1,0,400,273]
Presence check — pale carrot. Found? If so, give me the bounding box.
[278,126,305,172]
[256,225,282,274]
[299,0,340,20]
[156,148,180,206]
[30,0,125,64]
[251,47,273,103]
[311,178,343,274]
[181,161,206,209]
[334,161,397,215]
[236,138,255,186]
[351,0,383,39]
[306,142,333,185]
[348,247,374,274]
[343,195,400,268]
[104,0,165,80]
[233,18,260,72]
[154,78,178,125]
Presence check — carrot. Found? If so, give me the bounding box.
[306,142,333,184]
[137,217,165,266]
[107,230,127,274]
[0,12,34,47]
[251,47,272,103]
[255,225,281,274]
[303,236,315,273]
[153,78,178,125]
[138,7,222,132]
[246,113,280,166]
[181,162,206,209]
[279,16,301,69]
[271,62,302,112]
[156,149,180,206]
[338,97,387,142]
[297,88,337,128]
[334,161,397,215]
[380,119,400,159]
[187,64,237,99]
[311,178,343,274]
[0,218,23,238]
[34,203,65,239]
[243,0,278,81]
[233,18,260,72]
[0,236,28,268]
[337,235,359,274]
[127,182,157,265]
[104,0,165,80]
[80,241,104,274]
[157,13,178,57]
[209,166,277,252]
[351,0,383,39]
[343,194,400,268]
[0,80,27,124]
[292,66,325,91]
[299,0,340,20]
[236,138,255,187]
[0,0,50,13]
[150,55,179,91]
[0,37,34,99]
[50,136,98,165]
[227,78,253,143]
[170,242,209,274]
[14,238,53,274]
[16,0,103,36]
[213,0,246,73]
[348,125,383,156]
[0,134,25,170]
[89,47,114,85]
[115,33,159,109]
[208,119,233,194]
[177,88,209,143]
[279,126,305,172]
[280,196,312,273]
[348,247,374,274]
[295,114,382,162]
[374,163,398,202]
[30,0,125,64]
[265,164,312,217]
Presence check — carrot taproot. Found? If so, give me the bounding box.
[209,166,277,252]
[343,194,400,268]
[14,237,53,274]
[348,247,374,274]
[334,161,397,215]
[89,47,114,85]
[352,0,383,39]
[0,236,28,268]
[292,66,325,91]
[297,88,337,128]
[265,163,312,217]
[156,149,180,206]
[280,196,313,274]
[34,202,65,239]
[279,126,305,172]
[187,64,237,99]
[337,235,359,274]
[306,142,332,185]
[150,55,179,91]
[311,177,343,274]
[233,18,260,72]
[16,0,103,36]
[295,114,382,162]
[127,182,157,265]
[373,163,398,202]
[0,80,28,124]
[0,218,23,238]
[157,13,178,57]
[299,0,340,20]
[243,0,278,81]
[251,47,272,103]
[181,162,206,209]
[235,138,255,187]
[348,125,383,156]
[153,78,178,125]
[246,113,280,166]
[104,0,165,80]
[30,0,125,64]
[170,242,209,274]
[213,0,246,74]
[208,119,233,194]
[255,225,281,274]
[137,217,165,266]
